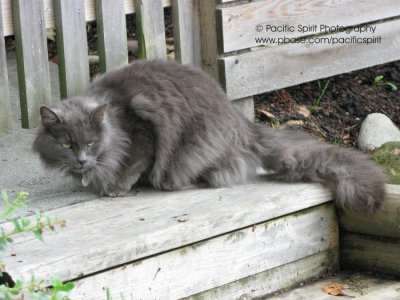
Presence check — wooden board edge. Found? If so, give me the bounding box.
[183,248,339,300]
[341,184,400,239]
[220,18,400,99]
[341,233,400,277]
[217,0,400,53]
[65,203,338,299]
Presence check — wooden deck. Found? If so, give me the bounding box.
[268,272,400,300]
[3,181,338,299]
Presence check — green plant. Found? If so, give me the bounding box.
[373,75,398,91]
[311,79,331,113]
[0,190,73,300]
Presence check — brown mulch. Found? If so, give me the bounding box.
[255,61,400,148]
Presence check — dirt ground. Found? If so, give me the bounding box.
[255,61,400,148]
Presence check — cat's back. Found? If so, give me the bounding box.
[88,60,229,104]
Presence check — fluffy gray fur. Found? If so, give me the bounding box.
[33,60,386,213]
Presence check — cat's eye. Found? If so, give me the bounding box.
[62,143,72,149]
[87,142,96,147]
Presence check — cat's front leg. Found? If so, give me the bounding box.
[104,172,142,197]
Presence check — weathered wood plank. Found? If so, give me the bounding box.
[53,0,90,98]
[184,248,339,300]
[12,0,52,128]
[0,0,12,134]
[198,0,220,79]
[134,0,167,60]
[70,204,338,299]
[220,18,400,100]
[233,97,254,121]
[268,273,400,299]
[4,182,331,283]
[96,0,128,72]
[341,233,400,277]
[1,0,172,36]
[171,0,201,66]
[341,184,400,239]
[218,0,400,52]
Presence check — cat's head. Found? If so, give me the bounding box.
[33,99,108,176]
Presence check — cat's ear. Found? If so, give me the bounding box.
[40,106,61,125]
[89,103,107,124]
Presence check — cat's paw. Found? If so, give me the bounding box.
[104,188,130,198]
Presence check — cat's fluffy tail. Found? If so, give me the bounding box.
[254,125,386,213]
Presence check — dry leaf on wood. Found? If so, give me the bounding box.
[322,282,345,296]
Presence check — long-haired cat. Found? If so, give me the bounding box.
[33,60,386,213]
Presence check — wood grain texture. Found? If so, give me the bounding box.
[96,0,128,72]
[0,0,12,134]
[12,0,52,128]
[1,0,172,36]
[198,0,220,79]
[70,204,338,299]
[4,182,331,284]
[220,18,400,99]
[268,273,400,299]
[218,0,400,52]
[341,185,400,239]
[53,0,90,98]
[171,0,202,66]
[184,248,339,300]
[233,97,254,121]
[134,0,167,60]
[341,233,400,277]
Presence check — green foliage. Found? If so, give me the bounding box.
[0,190,73,300]
[371,142,400,184]
[373,75,398,91]
[311,79,331,114]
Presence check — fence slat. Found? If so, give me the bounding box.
[96,0,128,72]
[12,0,51,128]
[0,0,12,133]
[171,0,201,66]
[53,0,89,98]
[134,0,166,60]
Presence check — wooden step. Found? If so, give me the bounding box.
[340,185,400,278]
[267,272,400,300]
[3,181,336,299]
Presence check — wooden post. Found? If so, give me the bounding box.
[198,1,219,79]
[12,0,52,128]
[96,0,128,72]
[0,0,12,134]
[134,0,167,60]
[171,0,201,66]
[53,0,90,98]
[199,1,254,120]
[233,97,255,121]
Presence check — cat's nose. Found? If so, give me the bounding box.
[77,158,87,166]
[77,151,87,166]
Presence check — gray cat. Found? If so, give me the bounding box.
[33,60,386,213]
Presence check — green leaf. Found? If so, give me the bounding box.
[33,228,44,241]
[385,82,398,91]
[60,282,74,292]
[374,75,384,84]
[0,190,9,205]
